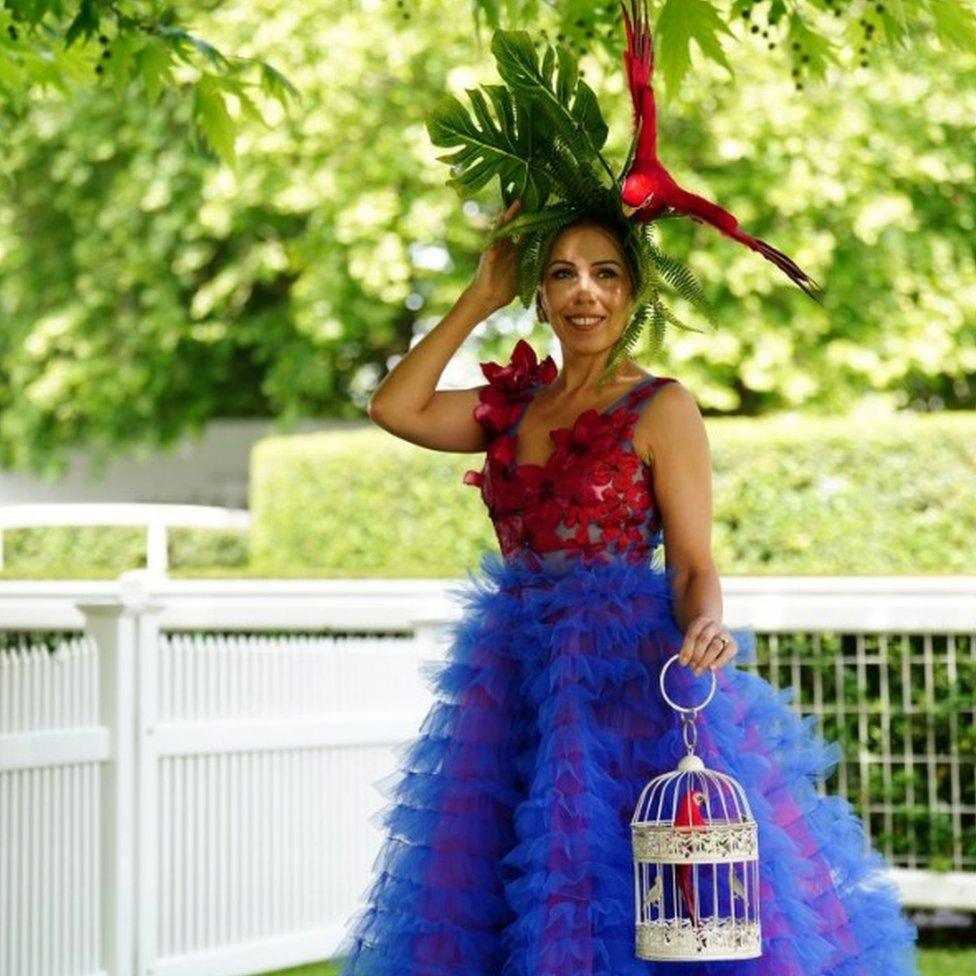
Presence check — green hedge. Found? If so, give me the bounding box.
[3,411,971,579]
[249,412,976,577]
[0,525,248,579]
[250,425,494,577]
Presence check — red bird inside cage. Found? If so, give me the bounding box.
[618,0,824,303]
[673,786,708,926]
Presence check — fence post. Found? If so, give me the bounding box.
[76,579,164,976]
[133,594,165,976]
[145,521,168,574]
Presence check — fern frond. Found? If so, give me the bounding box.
[488,202,581,245]
[648,241,717,325]
[599,300,651,386]
[625,224,660,303]
[517,221,568,308]
[646,294,667,358]
[532,132,607,205]
[661,304,707,336]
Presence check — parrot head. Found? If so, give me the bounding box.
[684,789,707,817]
[620,171,655,216]
[674,786,709,828]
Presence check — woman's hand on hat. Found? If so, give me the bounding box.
[469,198,522,311]
[679,615,738,675]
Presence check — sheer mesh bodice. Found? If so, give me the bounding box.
[463,339,676,571]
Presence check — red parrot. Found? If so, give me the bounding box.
[673,786,708,926]
[618,0,824,304]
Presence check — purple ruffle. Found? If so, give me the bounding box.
[335,550,919,975]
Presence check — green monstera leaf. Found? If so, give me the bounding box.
[490,29,611,166]
[425,29,616,216]
[426,83,554,213]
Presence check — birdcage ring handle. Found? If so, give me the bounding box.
[659,652,717,714]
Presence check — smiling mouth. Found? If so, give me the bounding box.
[565,314,606,330]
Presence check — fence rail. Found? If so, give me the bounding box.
[0,503,251,573]
[0,571,973,976]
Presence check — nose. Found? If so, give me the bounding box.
[572,275,600,301]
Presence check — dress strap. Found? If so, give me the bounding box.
[628,375,676,407]
[608,373,661,411]
[618,375,677,442]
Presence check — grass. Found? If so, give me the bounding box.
[917,948,976,976]
[258,944,976,976]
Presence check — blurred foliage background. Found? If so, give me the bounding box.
[0,0,973,483]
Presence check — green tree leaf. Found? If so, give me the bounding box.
[192,74,237,167]
[656,0,736,98]
[929,0,976,51]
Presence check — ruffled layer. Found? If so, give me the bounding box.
[336,550,918,976]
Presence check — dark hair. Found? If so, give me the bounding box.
[534,215,637,323]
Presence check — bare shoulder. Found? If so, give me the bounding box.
[632,379,707,467]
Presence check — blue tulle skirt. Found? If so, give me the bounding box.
[335,550,919,975]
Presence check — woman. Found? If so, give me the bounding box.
[336,200,919,975]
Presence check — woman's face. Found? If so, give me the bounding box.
[537,222,634,352]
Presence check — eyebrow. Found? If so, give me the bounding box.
[546,258,623,269]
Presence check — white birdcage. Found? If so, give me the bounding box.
[631,653,762,961]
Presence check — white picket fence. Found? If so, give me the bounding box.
[0,571,974,976]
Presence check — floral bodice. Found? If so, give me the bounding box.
[463,339,676,571]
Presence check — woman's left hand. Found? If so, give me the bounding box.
[678,615,738,675]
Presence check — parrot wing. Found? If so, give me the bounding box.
[619,0,658,165]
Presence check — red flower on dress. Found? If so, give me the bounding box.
[592,442,642,486]
[472,384,522,437]
[462,341,673,563]
[486,433,516,467]
[464,339,557,486]
[547,409,618,482]
[495,513,527,554]
[470,339,557,438]
[481,338,558,397]
[517,473,565,549]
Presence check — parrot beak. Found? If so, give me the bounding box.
[621,202,637,217]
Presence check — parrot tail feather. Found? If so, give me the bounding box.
[748,234,825,304]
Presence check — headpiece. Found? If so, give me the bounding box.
[426,0,822,384]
